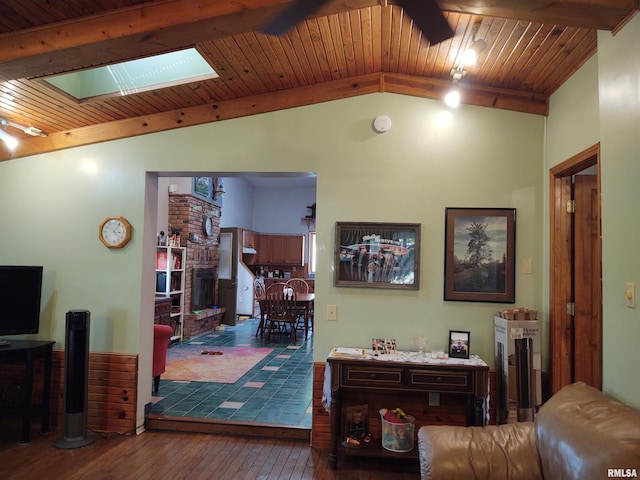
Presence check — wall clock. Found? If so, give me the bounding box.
[203,216,213,236]
[99,216,132,249]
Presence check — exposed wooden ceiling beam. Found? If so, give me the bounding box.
[0,0,636,82]
[438,0,638,31]
[0,72,547,162]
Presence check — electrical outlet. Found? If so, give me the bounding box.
[327,304,337,321]
[428,392,440,406]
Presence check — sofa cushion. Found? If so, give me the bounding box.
[418,422,542,480]
[535,382,640,480]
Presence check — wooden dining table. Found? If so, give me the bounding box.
[255,293,314,340]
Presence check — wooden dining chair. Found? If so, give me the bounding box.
[286,278,312,336]
[285,278,309,293]
[253,279,267,336]
[254,279,266,298]
[264,282,298,343]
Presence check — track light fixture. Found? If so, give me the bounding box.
[443,22,487,108]
[7,119,48,137]
[0,117,48,151]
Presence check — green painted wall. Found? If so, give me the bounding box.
[597,15,640,407]
[2,15,636,433]
[545,13,640,408]
[544,54,600,374]
[0,93,545,427]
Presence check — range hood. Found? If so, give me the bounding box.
[242,247,257,254]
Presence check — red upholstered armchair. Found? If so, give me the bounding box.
[153,324,173,393]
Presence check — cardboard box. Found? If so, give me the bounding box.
[494,314,542,424]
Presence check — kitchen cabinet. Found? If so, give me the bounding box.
[270,236,287,263]
[256,235,271,264]
[242,229,259,265]
[258,234,304,265]
[243,229,258,250]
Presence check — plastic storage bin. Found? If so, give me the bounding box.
[380,414,415,452]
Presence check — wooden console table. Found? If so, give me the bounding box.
[325,352,489,470]
[0,340,55,444]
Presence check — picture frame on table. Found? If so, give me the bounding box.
[444,208,516,303]
[334,222,420,290]
[343,404,374,448]
[449,330,471,359]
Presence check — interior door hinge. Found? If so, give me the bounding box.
[566,302,575,316]
[566,199,576,213]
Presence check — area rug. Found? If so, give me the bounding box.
[163,345,273,383]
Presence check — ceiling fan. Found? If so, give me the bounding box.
[262,0,454,45]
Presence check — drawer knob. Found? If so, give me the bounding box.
[436,376,442,382]
[370,373,376,379]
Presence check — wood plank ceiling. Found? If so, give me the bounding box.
[0,0,637,161]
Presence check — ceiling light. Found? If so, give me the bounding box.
[442,21,487,109]
[0,120,18,150]
[462,39,487,66]
[23,126,47,137]
[1,117,48,136]
[444,89,461,108]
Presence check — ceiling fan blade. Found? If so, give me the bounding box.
[262,0,453,45]
[397,0,454,45]
[262,0,333,36]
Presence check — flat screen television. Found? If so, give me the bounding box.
[0,265,44,336]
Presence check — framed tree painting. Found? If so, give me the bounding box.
[444,208,516,302]
[334,222,420,290]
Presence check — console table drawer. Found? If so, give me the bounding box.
[342,365,403,388]
[409,369,472,393]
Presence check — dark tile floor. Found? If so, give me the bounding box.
[150,316,313,427]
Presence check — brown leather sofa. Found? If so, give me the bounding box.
[418,382,640,480]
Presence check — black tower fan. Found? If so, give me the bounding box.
[54,310,95,449]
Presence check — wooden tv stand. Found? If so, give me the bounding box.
[0,340,55,444]
[326,353,489,470]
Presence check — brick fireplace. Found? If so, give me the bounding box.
[168,193,225,339]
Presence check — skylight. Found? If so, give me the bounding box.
[42,48,218,102]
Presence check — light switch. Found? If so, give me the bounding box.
[327,304,338,321]
[625,282,635,308]
[522,258,532,274]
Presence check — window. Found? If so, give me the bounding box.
[41,48,218,103]
[309,232,317,274]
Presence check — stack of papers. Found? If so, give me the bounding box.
[332,347,366,357]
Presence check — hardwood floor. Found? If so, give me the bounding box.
[0,425,420,479]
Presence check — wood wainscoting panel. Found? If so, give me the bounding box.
[312,362,331,448]
[311,362,496,448]
[51,351,138,435]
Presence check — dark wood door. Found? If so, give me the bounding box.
[550,145,602,394]
[550,175,574,391]
[573,174,602,388]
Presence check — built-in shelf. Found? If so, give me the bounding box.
[155,246,186,341]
